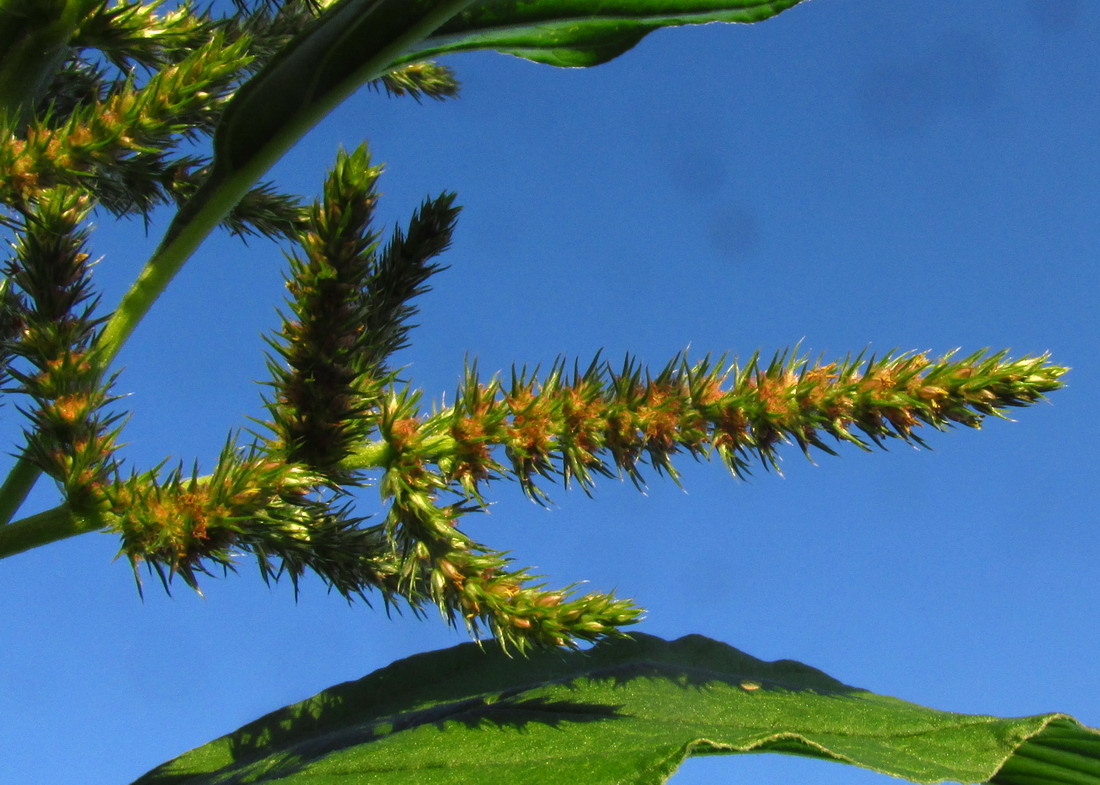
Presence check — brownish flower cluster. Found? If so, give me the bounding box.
[0,1,1067,654]
[373,390,641,651]
[0,35,248,211]
[353,350,1066,503]
[4,187,120,515]
[329,348,1064,650]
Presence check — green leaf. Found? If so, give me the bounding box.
[404,0,809,68]
[212,0,808,178]
[208,0,808,179]
[212,0,809,174]
[131,633,1100,785]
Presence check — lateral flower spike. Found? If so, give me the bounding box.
[107,436,373,598]
[373,392,641,652]
[346,349,1067,504]
[266,144,457,479]
[4,186,122,514]
[0,32,250,211]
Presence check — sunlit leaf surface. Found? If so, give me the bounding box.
[133,634,1100,785]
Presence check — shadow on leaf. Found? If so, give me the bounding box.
[133,634,864,784]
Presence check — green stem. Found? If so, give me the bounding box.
[0,458,43,525]
[96,179,254,357]
[0,192,217,527]
[0,503,111,560]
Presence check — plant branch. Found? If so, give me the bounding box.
[0,459,46,527]
[0,502,108,559]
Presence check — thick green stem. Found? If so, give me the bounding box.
[0,458,43,525]
[0,503,111,559]
[96,185,251,357]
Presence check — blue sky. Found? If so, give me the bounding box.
[1,1,1098,783]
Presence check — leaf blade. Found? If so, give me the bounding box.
[402,0,809,68]
[130,634,1100,785]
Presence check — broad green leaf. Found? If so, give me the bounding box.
[213,0,809,177]
[131,634,1100,785]
[402,0,809,68]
